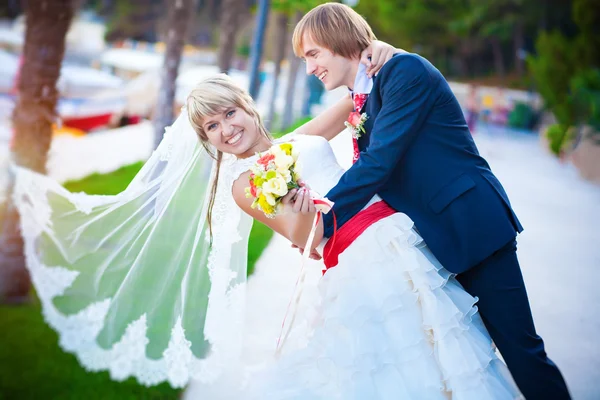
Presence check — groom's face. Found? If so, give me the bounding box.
[301,34,355,91]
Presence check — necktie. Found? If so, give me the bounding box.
[351,93,368,163]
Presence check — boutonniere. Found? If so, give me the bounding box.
[344,111,368,139]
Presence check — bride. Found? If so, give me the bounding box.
[13,73,522,398]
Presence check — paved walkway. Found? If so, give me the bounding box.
[472,126,600,399]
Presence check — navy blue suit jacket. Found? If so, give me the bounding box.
[322,53,523,273]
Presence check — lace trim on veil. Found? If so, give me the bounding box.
[12,111,255,388]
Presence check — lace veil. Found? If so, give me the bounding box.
[11,109,254,388]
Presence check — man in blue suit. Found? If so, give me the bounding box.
[293,3,570,399]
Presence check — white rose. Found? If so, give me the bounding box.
[270,145,285,158]
[262,175,288,197]
[293,161,302,181]
[274,152,294,171]
[278,168,292,183]
[263,192,277,206]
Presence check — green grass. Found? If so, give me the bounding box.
[63,162,146,195]
[271,116,313,139]
[0,162,274,399]
[0,301,180,399]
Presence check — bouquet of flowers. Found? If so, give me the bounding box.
[245,143,301,218]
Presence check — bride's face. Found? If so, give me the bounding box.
[202,106,267,158]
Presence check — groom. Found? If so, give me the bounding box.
[293,3,570,399]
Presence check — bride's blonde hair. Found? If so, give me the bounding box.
[186,74,272,240]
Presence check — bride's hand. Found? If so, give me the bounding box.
[282,187,316,215]
[360,40,404,78]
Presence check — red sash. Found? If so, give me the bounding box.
[323,201,396,271]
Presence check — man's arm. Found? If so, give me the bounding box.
[293,94,353,141]
[322,55,438,237]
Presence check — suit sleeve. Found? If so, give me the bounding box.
[322,55,438,238]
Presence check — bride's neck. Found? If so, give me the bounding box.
[235,136,273,159]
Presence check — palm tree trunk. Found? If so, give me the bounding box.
[0,0,74,303]
[281,11,303,131]
[490,36,505,82]
[153,0,197,148]
[513,21,525,78]
[217,0,247,73]
[266,13,288,131]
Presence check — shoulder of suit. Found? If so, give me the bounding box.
[378,53,435,81]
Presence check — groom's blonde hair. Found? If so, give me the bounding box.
[293,3,376,59]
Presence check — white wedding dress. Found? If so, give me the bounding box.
[186,134,522,399]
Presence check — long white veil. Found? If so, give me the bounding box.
[11,109,254,388]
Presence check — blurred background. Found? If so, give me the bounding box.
[0,0,598,399]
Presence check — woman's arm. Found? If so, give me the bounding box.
[361,42,407,78]
[232,174,324,253]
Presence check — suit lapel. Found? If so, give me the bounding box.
[359,96,376,150]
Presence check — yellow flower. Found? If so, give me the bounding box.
[254,176,265,187]
[257,193,275,215]
[265,170,277,180]
[279,143,293,156]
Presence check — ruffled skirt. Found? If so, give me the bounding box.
[186,213,522,399]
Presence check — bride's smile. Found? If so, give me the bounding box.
[202,107,271,158]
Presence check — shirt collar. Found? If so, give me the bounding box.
[349,62,373,96]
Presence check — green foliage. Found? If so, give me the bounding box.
[527,0,600,155]
[103,0,135,41]
[571,68,600,131]
[450,0,522,41]
[571,68,600,146]
[271,0,327,15]
[357,0,464,54]
[237,42,251,58]
[541,68,600,156]
[572,0,600,66]
[508,102,537,130]
[526,30,579,126]
[546,124,574,156]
